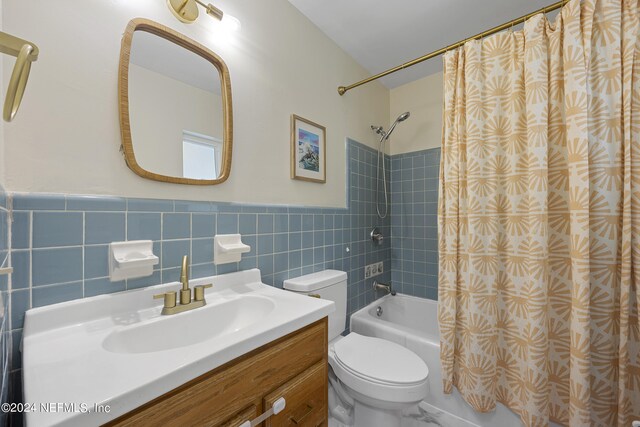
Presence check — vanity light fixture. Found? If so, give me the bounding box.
[167,0,232,25]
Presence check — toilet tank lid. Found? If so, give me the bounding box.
[283,270,347,292]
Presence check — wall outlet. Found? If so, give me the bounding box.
[364,262,384,279]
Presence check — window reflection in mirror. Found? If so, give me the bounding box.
[182,131,222,180]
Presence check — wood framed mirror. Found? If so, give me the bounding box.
[119,18,233,185]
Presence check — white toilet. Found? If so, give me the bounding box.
[284,270,429,427]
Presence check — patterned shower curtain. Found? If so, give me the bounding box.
[437,0,640,425]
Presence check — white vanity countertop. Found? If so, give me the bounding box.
[22,269,334,427]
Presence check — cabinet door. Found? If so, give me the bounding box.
[263,361,327,427]
[219,404,259,427]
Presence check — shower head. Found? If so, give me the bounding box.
[370,112,410,142]
[372,112,409,219]
[384,111,410,140]
[397,112,411,122]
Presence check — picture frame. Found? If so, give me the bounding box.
[291,114,326,183]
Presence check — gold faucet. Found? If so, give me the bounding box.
[180,254,191,305]
[153,255,212,315]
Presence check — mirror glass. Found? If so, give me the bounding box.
[122,22,231,184]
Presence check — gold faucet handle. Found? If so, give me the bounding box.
[153,291,177,308]
[194,284,213,302]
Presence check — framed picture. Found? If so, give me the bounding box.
[291,114,326,183]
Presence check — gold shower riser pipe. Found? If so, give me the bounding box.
[337,0,569,96]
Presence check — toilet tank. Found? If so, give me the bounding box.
[283,270,347,341]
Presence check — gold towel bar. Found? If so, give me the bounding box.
[0,31,39,122]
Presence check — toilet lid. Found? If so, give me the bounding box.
[333,333,429,385]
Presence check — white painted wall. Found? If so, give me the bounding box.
[129,64,222,178]
[389,71,443,155]
[2,0,389,207]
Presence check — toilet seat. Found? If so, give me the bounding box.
[329,333,429,404]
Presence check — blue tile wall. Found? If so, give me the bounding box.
[2,141,444,414]
[32,212,83,248]
[0,188,8,272]
[5,139,392,393]
[390,147,440,300]
[0,184,10,422]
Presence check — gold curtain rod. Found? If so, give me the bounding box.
[337,0,569,96]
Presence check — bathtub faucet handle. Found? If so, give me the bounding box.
[370,227,384,245]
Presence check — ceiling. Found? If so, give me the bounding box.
[288,0,554,89]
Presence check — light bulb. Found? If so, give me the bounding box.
[221,14,241,32]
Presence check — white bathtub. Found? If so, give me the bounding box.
[350,294,525,427]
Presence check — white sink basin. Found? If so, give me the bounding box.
[22,268,334,427]
[103,295,275,353]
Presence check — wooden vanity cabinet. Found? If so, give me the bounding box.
[105,318,328,427]
[264,361,327,427]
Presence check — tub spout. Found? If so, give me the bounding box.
[373,280,395,296]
